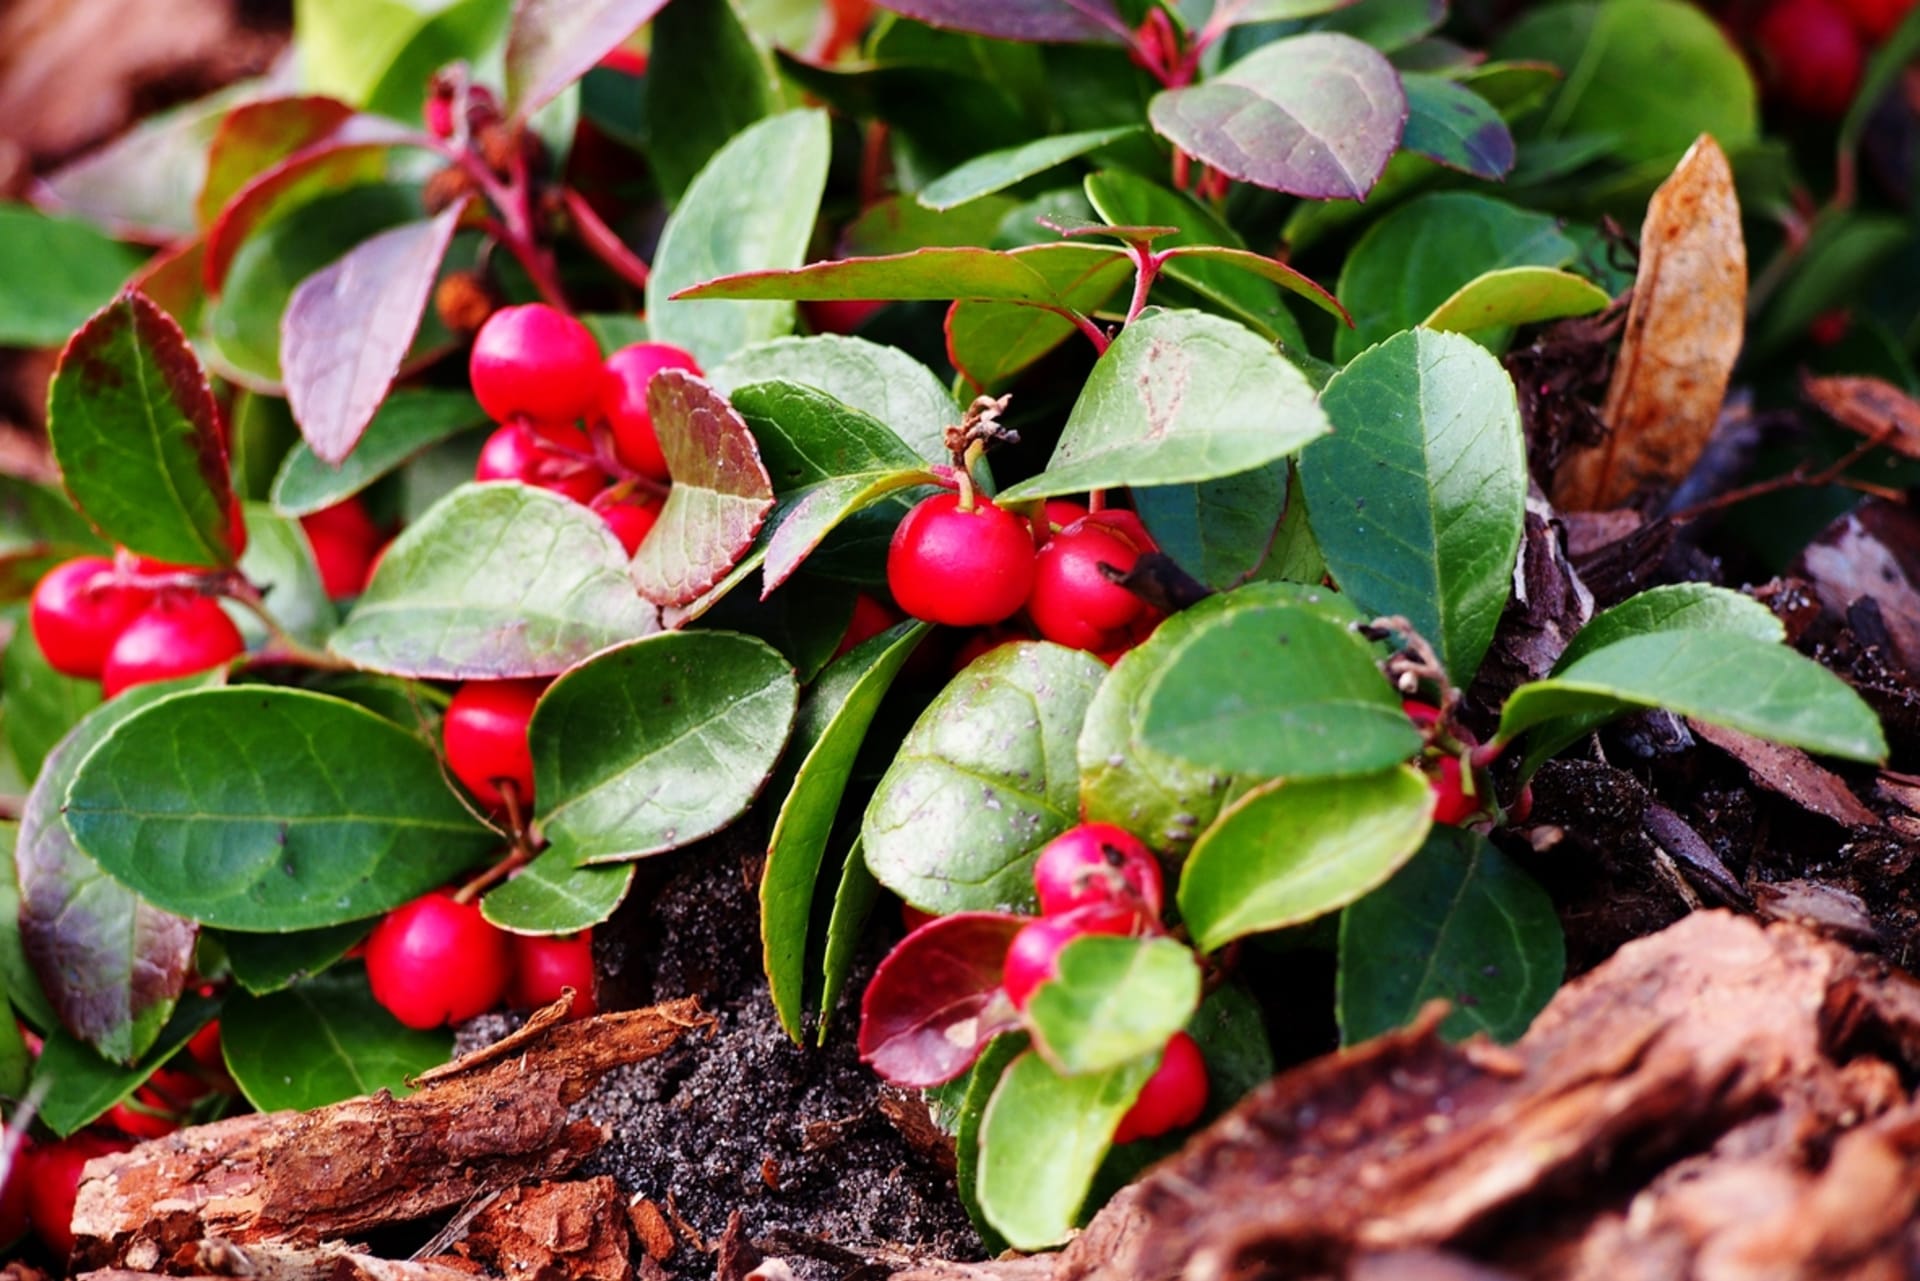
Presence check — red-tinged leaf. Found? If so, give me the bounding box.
[1160,245,1349,324]
[945,245,1134,388]
[505,0,674,120]
[1148,33,1407,200]
[858,911,1028,1088]
[630,371,776,607]
[673,246,1076,305]
[47,291,238,567]
[202,117,415,295]
[282,203,467,465]
[127,238,208,335]
[872,0,1129,44]
[196,95,357,229]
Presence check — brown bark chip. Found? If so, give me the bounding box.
[435,1178,633,1281]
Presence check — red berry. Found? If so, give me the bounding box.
[1403,699,1441,729]
[1112,1031,1208,1143]
[887,494,1037,627]
[950,627,1020,673]
[1809,308,1852,347]
[1032,823,1164,921]
[802,298,885,335]
[1002,903,1143,1010]
[0,1138,30,1248]
[365,891,513,1029]
[1757,0,1864,119]
[900,901,937,934]
[444,679,543,811]
[596,495,661,555]
[103,1090,179,1140]
[834,592,900,659]
[597,45,650,75]
[25,1133,134,1260]
[507,931,597,1018]
[186,1020,224,1073]
[101,596,245,698]
[30,557,154,679]
[301,498,384,599]
[1027,519,1149,651]
[425,90,455,138]
[469,304,604,425]
[599,342,701,481]
[1429,755,1479,826]
[1837,0,1916,39]
[1030,498,1091,543]
[475,420,607,505]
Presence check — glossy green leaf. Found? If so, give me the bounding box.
[3,625,102,781]
[953,1034,1022,1255]
[1334,193,1577,361]
[765,622,931,1040]
[1422,266,1610,337]
[1136,596,1420,779]
[1179,765,1433,952]
[842,193,1021,257]
[920,127,1141,211]
[1555,583,1783,673]
[0,821,60,1031]
[645,0,779,199]
[1132,461,1289,591]
[865,642,1108,914]
[0,1010,26,1099]
[1399,72,1514,180]
[1313,0,1445,47]
[763,471,935,593]
[647,109,830,368]
[1498,632,1888,764]
[678,244,1122,305]
[1027,935,1200,1075]
[724,380,926,489]
[0,475,110,601]
[978,1048,1156,1251]
[271,389,487,515]
[483,852,636,935]
[331,483,659,678]
[531,631,799,865]
[997,309,1329,501]
[1206,0,1358,25]
[48,291,238,567]
[1301,328,1526,684]
[32,991,217,1136]
[223,966,449,1111]
[710,335,958,464]
[0,206,144,349]
[944,244,1134,388]
[63,687,500,931]
[817,838,882,1044]
[237,503,337,649]
[1338,827,1563,1044]
[1148,34,1406,200]
[218,921,367,995]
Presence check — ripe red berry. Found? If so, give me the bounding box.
[834,592,900,659]
[424,93,455,139]
[1403,699,1441,728]
[599,342,702,481]
[25,1133,134,1260]
[802,298,885,335]
[30,557,154,679]
[101,596,245,698]
[300,498,384,599]
[596,495,661,555]
[1112,1031,1208,1143]
[1027,518,1149,651]
[1429,755,1478,826]
[469,304,604,425]
[950,627,1020,673]
[1030,498,1092,544]
[103,1089,180,1140]
[443,679,543,811]
[0,1138,30,1247]
[1837,0,1916,39]
[887,494,1037,627]
[1002,903,1142,1010]
[365,891,513,1029]
[1032,823,1164,921]
[475,420,607,505]
[508,930,597,1018]
[1756,0,1864,119]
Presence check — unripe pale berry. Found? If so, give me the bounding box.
[1002,903,1141,1010]
[469,304,604,424]
[443,679,543,811]
[1032,823,1163,920]
[1112,1031,1207,1143]
[101,596,245,698]
[508,930,597,1018]
[599,342,702,481]
[365,891,513,1029]
[887,494,1036,627]
[30,556,153,679]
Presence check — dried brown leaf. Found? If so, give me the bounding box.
[1802,373,1920,460]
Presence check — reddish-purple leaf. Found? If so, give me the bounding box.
[282,203,467,465]
[1148,33,1407,201]
[47,290,238,567]
[872,0,1129,44]
[505,0,673,120]
[630,371,776,607]
[859,911,1029,1088]
[196,95,357,229]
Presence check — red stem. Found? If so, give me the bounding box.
[562,187,650,291]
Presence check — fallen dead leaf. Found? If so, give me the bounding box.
[1802,373,1920,460]
[1690,719,1881,828]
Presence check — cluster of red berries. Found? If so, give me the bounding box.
[467,302,698,557]
[886,494,1162,665]
[1000,822,1208,1144]
[29,554,244,697]
[1747,0,1914,119]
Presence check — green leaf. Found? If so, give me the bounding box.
[978,1048,1157,1251]
[997,309,1329,501]
[19,683,202,1063]
[223,965,449,1111]
[1399,72,1514,180]
[1301,328,1527,684]
[1555,583,1783,673]
[1147,34,1406,201]
[484,852,637,934]
[629,373,777,607]
[953,1034,1022,1256]
[0,206,144,349]
[1179,765,1434,953]
[1334,193,1578,362]
[1497,631,1888,765]
[763,471,935,593]
[646,109,830,368]
[237,502,337,649]
[920,127,1142,211]
[1132,461,1289,591]
[1422,266,1610,338]
[0,1010,27,1099]
[63,687,499,931]
[0,475,110,600]
[864,0,1127,43]
[271,389,487,516]
[1338,827,1564,1044]
[48,291,238,567]
[1136,596,1421,780]
[864,642,1107,914]
[645,0,779,199]
[677,244,1123,305]
[0,822,61,1032]
[1027,935,1201,1075]
[331,483,659,678]
[944,244,1135,388]
[217,921,368,995]
[842,193,1020,257]
[765,622,931,1040]
[532,631,799,865]
[711,336,956,464]
[3,625,103,781]
[1312,0,1445,48]
[32,991,217,1136]
[817,837,882,1045]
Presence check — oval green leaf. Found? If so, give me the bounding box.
[223,966,449,1112]
[0,205,144,349]
[270,389,487,516]
[31,991,217,1136]
[1399,72,1514,180]
[1027,935,1201,1076]
[483,852,637,935]
[710,335,957,464]
[1554,582,1783,673]
[920,127,1142,211]
[1422,266,1610,337]
[217,921,368,995]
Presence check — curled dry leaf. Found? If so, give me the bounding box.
[1552,135,1746,511]
[1801,372,1920,460]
